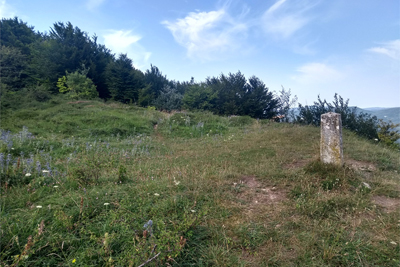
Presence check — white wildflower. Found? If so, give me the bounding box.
[191,210,196,213]
[36,206,42,208]
[42,170,49,173]
[25,173,31,177]
[154,193,160,196]
[104,203,110,206]
[53,186,59,188]
[390,241,397,245]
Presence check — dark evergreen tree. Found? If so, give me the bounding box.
[0,46,28,90]
[242,76,279,119]
[106,54,144,103]
[206,71,246,115]
[0,17,38,55]
[139,65,168,106]
[182,83,217,111]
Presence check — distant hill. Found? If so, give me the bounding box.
[363,107,390,111]
[356,107,400,124]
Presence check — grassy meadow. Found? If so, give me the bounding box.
[1,99,399,266]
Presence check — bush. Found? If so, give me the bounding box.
[154,85,183,111]
[377,119,400,149]
[57,66,98,99]
[296,94,378,140]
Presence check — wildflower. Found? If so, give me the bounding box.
[72,259,76,263]
[191,210,196,213]
[42,170,49,173]
[374,138,378,141]
[36,206,42,208]
[53,186,59,188]
[390,241,397,245]
[154,193,160,196]
[104,203,110,206]
[25,173,32,177]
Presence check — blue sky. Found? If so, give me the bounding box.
[1,0,399,108]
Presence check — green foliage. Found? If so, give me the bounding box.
[297,94,379,140]
[182,83,217,111]
[106,54,144,103]
[1,103,399,266]
[183,72,279,119]
[377,119,400,148]
[154,85,183,111]
[58,67,98,99]
[139,65,169,106]
[0,46,29,90]
[241,75,279,119]
[56,76,68,93]
[0,17,39,55]
[275,86,298,122]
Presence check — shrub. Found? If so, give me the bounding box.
[296,94,378,140]
[154,85,183,111]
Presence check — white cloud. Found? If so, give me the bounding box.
[292,62,343,84]
[0,0,16,18]
[162,8,248,61]
[262,0,319,39]
[103,30,151,69]
[86,0,106,11]
[367,40,400,60]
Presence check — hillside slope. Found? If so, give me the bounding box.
[1,100,399,266]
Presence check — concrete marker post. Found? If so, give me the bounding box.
[320,112,344,166]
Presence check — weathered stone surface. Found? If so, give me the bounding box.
[320,112,343,166]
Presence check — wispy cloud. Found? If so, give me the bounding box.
[367,40,400,60]
[102,30,151,69]
[162,8,248,61]
[86,0,106,11]
[0,0,16,18]
[292,62,343,84]
[262,0,320,39]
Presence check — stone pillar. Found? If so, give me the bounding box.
[320,112,343,166]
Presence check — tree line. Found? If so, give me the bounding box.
[1,17,399,146]
[0,18,292,119]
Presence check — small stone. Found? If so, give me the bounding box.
[362,182,371,189]
[390,241,397,245]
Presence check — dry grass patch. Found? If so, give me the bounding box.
[372,195,400,213]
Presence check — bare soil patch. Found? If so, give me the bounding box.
[347,159,377,172]
[237,176,287,206]
[372,195,400,213]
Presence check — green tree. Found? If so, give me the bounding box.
[154,85,183,111]
[0,46,28,90]
[139,65,169,106]
[0,17,38,55]
[30,22,105,93]
[206,71,247,116]
[106,54,144,103]
[182,83,217,111]
[296,94,378,139]
[242,76,279,119]
[377,119,400,148]
[57,66,98,99]
[275,87,298,122]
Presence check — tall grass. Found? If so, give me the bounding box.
[1,99,399,266]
